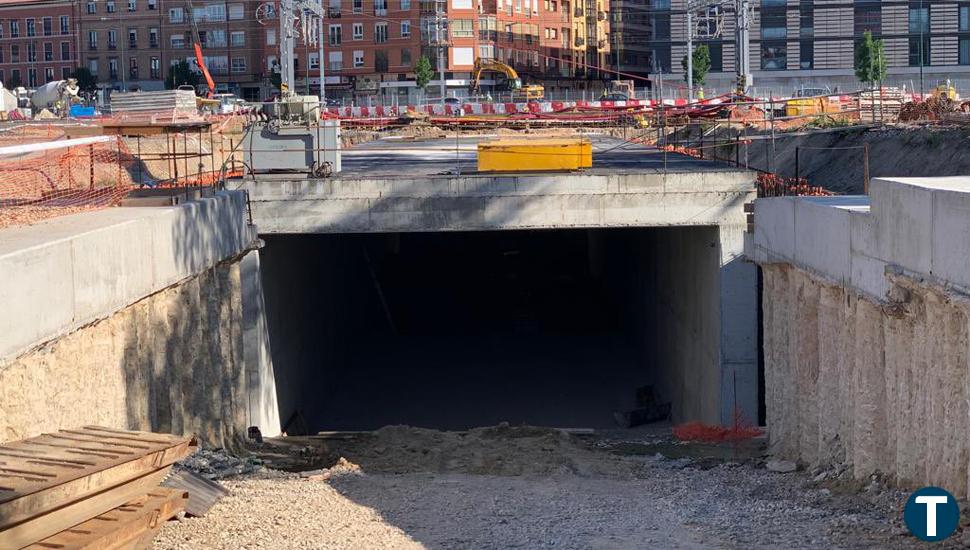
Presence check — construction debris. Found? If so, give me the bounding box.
[0,426,197,549]
[161,470,229,517]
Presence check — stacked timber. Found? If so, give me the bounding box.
[0,426,197,549]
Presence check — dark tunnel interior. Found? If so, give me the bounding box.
[259,227,721,433]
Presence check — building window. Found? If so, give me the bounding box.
[42,17,51,36]
[129,29,137,48]
[206,4,226,21]
[8,20,17,38]
[799,0,814,36]
[401,20,410,37]
[854,0,881,36]
[88,59,97,76]
[129,57,137,79]
[107,1,115,13]
[375,0,387,14]
[353,49,364,67]
[231,30,245,46]
[60,15,69,34]
[170,34,184,48]
[328,51,342,71]
[44,42,53,61]
[706,41,722,72]
[909,3,930,66]
[375,22,387,43]
[353,23,363,40]
[960,37,970,65]
[961,4,970,32]
[760,0,786,40]
[452,19,473,38]
[401,0,410,8]
[231,57,246,73]
[109,58,118,79]
[169,7,184,23]
[266,29,276,45]
[402,48,411,65]
[375,49,387,72]
[761,41,786,70]
[148,0,156,9]
[800,39,813,69]
[10,45,18,63]
[26,18,35,37]
[28,68,36,86]
[353,0,362,13]
[45,67,54,83]
[207,30,226,47]
[86,2,96,14]
[309,52,319,69]
[10,69,20,86]
[108,30,117,49]
[128,0,136,10]
[88,31,97,50]
[478,44,493,59]
[150,27,158,47]
[61,41,70,60]
[329,24,341,45]
[150,56,160,78]
[229,3,244,19]
[27,42,36,62]
[62,67,70,79]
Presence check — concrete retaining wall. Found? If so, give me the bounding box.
[748,176,970,497]
[0,193,281,446]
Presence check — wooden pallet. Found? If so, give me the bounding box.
[25,487,188,550]
[0,426,196,549]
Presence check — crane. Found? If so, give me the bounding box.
[470,58,544,101]
[186,0,216,97]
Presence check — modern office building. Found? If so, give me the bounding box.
[611,0,970,97]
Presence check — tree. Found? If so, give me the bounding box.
[165,60,201,90]
[70,67,98,93]
[415,56,434,89]
[681,44,711,86]
[854,31,887,89]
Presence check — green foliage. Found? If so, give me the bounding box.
[854,31,887,87]
[415,56,434,89]
[164,60,201,90]
[70,67,98,92]
[681,44,711,86]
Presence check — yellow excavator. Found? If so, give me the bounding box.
[470,58,544,101]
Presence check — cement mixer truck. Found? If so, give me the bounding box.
[29,79,80,116]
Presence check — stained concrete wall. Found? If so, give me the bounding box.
[747,176,970,498]
[0,193,281,446]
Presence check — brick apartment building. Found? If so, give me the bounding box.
[274,0,608,102]
[0,0,80,89]
[78,0,263,98]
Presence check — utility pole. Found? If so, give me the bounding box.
[435,0,446,105]
[686,8,693,103]
[318,0,325,101]
[734,0,750,95]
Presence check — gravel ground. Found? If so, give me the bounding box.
[153,426,958,549]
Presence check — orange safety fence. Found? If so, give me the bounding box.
[672,408,764,443]
[0,135,135,229]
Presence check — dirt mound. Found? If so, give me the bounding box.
[297,424,636,478]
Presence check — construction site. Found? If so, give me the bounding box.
[6,0,970,546]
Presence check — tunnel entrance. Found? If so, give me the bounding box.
[260,227,723,433]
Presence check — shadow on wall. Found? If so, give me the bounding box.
[118,191,253,449]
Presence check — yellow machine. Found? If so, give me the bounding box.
[470,58,545,101]
[932,82,958,101]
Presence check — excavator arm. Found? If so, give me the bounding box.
[470,58,522,93]
[187,0,216,97]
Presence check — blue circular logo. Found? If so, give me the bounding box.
[904,486,960,542]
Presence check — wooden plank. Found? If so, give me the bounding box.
[0,440,193,529]
[25,488,187,550]
[0,468,171,549]
[0,429,194,509]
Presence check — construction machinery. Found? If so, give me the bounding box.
[243,0,340,176]
[30,79,80,115]
[470,58,544,101]
[186,0,216,98]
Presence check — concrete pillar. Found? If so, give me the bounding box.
[717,224,759,427]
[241,249,282,437]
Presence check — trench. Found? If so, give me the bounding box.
[259,226,724,433]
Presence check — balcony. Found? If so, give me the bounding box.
[129,40,137,49]
[150,39,158,47]
[108,42,117,50]
[598,39,605,48]
[374,7,387,15]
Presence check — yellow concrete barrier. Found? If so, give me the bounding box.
[477,138,592,172]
